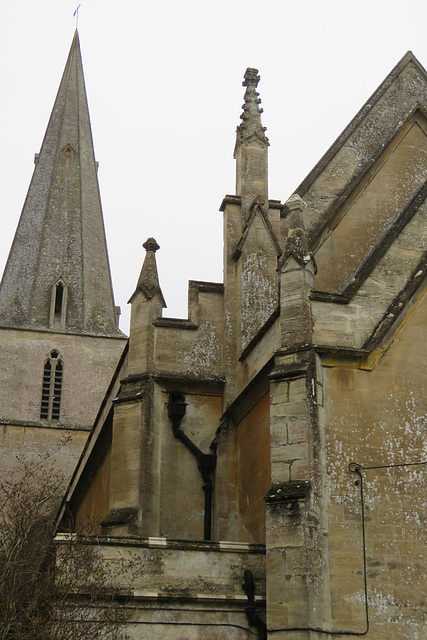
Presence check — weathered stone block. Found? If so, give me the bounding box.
[288,417,309,444]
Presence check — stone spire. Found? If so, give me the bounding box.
[234,68,269,225]
[0,31,120,336]
[129,238,166,307]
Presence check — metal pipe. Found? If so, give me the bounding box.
[167,392,216,540]
[242,569,267,639]
[202,477,213,541]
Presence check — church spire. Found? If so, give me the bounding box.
[0,32,120,335]
[234,68,269,225]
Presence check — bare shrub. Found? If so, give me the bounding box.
[0,441,128,639]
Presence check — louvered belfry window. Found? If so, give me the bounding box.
[49,280,68,329]
[40,350,63,421]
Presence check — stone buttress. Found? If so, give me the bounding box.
[103,239,226,538]
[105,239,166,534]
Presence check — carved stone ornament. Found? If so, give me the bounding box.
[279,195,317,272]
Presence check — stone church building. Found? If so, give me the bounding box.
[2,32,427,639]
[0,31,127,480]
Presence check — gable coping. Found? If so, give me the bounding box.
[311,180,427,301]
[233,200,282,261]
[296,52,427,204]
[307,105,427,250]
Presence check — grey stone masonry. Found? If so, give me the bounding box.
[0,31,121,337]
[234,68,269,225]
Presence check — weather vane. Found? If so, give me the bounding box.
[73,4,81,30]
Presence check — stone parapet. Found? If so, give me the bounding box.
[56,535,265,639]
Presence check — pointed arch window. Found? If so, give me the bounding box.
[50,279,68,329]
[40,350,63,421]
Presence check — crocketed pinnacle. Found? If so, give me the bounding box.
[130,238,166,307]
[235,68,269,149]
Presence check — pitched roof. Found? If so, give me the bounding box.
[297,51,427,247]
[0,32,121,336]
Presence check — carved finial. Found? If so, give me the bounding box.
[128,237,166,307]
[243,68,260,88]
[235,68,269,148]
[279,195,317,273]
[143,237,160,253]
[283,195,307,230]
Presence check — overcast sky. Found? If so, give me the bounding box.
[1,0,426,332]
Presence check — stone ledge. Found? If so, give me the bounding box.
[58,534,266,554]
[219,194,282,211]
[189,281,224,294]
[0,324,127,339]
[264,480,311,504]
[269,361,310,381]
[0,419,91,432]
[128,590,266,603]
[101,507,138,527]
[310,291,351,304]
[153,318,198,330]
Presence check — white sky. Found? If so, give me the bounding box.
[1,0,426,332]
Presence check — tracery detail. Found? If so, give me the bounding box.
[40,350,63,421]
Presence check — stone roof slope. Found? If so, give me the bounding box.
[296,51,427,248]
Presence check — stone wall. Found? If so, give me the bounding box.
[55,535,266,640]
[322,291,426,638]
[0,327,126,427]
